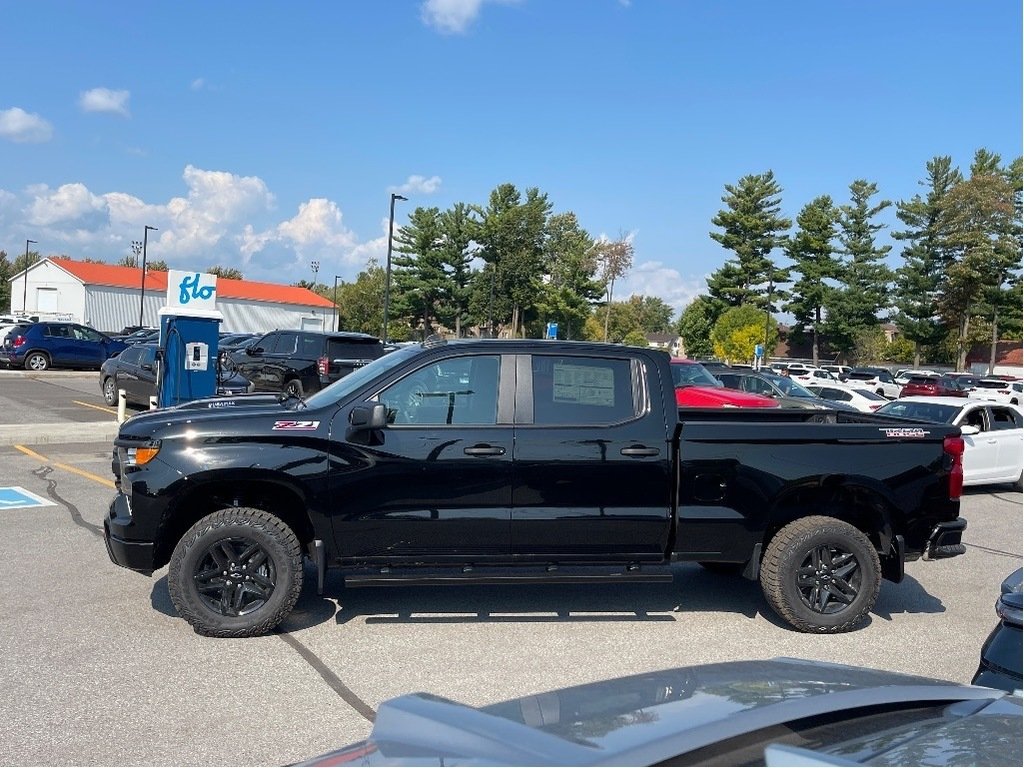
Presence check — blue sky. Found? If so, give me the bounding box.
[1,0,1020,314]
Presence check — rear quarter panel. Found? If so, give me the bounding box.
[674,414,960,561]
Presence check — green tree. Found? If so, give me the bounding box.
[892,156,962,365]
[622,329,650,347]
[474,183,551,337]
[598,295,674,343]
[436,202,479,337]
[534,212,603,340]
[711,305,777,364]
[147,260,170,272]
[936,150,1022,370]
[208,265,243,279]
[676,295,717,359]
[851,324,887,364]
[707,170,791,311]
[785,195,839,365]
[393,206,447,338]
[823,180,892,354]
[335,260,399,338]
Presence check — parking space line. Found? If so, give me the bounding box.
[72,400,118,415]
[13,445,115,489]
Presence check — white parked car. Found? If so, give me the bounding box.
[788,365,840,385]
[805,383,888,412]
[969,379,1022,406]
[844,367,902,399]
[820,364,852,378]
[895,368,940,385]
[876,397,1023,489]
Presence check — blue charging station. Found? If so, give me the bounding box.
[157,307,222,408]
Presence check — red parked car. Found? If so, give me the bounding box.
[669,359,778,408]
[899,374,968,398]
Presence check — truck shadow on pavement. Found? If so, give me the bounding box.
[149,562,945,634]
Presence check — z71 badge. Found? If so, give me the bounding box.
[878,427,929,438]
[272,420,320,431]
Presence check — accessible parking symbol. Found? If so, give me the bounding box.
[0,486,57,510]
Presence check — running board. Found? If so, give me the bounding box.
[344,564,673,587]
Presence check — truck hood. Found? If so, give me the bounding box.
[116,394,304,440]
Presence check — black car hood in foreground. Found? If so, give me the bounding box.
[300,659,1022,767]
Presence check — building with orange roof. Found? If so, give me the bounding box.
[7,257,337,334]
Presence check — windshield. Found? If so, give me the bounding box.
[876,401,960,423]
[670,361,721,388]
[303,344,424,409]
[762,373,815,398]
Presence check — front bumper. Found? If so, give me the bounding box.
[103,493,155,575]
[923,517,967,560]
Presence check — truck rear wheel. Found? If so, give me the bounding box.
[759,516,880,633]
[168,507,303,637]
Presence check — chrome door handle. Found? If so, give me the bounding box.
[620,446,660,457]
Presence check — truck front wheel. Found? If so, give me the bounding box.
[760,516,880,633]
[168,507,304,637]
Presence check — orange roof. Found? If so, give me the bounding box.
[49,257,334,308]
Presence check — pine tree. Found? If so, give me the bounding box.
[785,195,839,365]
[892,156,962,366]
[393,207,447,338]
[707,171,791,311]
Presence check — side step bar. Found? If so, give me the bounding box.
[344,564,673,588]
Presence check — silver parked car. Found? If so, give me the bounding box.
[300,658,1022,766]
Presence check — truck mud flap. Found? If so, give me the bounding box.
[923,518,967,560]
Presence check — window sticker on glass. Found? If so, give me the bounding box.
[553,362,615,407]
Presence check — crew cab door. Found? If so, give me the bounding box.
[511,352,672,561]
[328,352,513,561]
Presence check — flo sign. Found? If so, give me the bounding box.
[166,270,218,311]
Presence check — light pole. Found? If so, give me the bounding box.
[139,225,157,328]
[332,275,343,332]
[22,239,37,314]
[310,260,320,286]
[762,276,774,370]
[381,193,407,341]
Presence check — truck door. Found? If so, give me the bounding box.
[328,353,513,561]
[511,353,672,561]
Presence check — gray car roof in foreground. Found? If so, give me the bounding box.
[300,658,1022,767]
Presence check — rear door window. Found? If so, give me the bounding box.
[990,407,1021,430]
[44,324,71,338]
[118,347,143,366]
[532,355,637,426]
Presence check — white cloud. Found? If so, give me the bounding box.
[389,175,443,195]
[421,0,517,34]
[618,260,706,316]
[190,78,205,91]
[27,183,110,229]
[79,88,131,117]
[0,107,53,143]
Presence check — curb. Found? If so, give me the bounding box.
[0,420,119,447]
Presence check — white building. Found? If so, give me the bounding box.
[7,257,337,334]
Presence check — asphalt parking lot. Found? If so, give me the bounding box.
[0,371,1021,765]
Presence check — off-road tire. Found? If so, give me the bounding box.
[25,351,50,371]
[102,377,118,406]
[284,378,304,398]
[760,515,880,633]
[168,507,303,637]
[698,561,745,576]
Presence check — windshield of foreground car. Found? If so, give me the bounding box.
[875,401,960,423]
[671,361,722,388]
[762,373,816,398]
[302,343,424,410]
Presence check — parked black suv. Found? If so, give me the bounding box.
[230,330,384,396]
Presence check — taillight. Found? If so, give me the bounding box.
[317,355,329,375]
[944,435,964,500]
[869,404,882,411]
[12,335,25,347]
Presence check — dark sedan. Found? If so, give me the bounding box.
[717,370,861,411]
[100,343,253,407]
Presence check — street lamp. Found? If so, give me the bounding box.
[138,225,157,328]
[332,274,343,332]
[762,276,775,370]
[22,239,37,314]
[381,193,407,341]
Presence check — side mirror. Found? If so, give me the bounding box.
[141,363,154,372]
[246,346,261,356]
[960,425,980,436]
[349,403,387,430]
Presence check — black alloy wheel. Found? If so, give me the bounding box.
[192,536,277,617]
[168,507,303,637]
[795,543,861,615]
[760,515,880,633]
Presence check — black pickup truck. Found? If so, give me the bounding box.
[103,339,967,637]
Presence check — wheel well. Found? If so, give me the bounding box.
[761,483,894,558]
[153,479,315,569]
